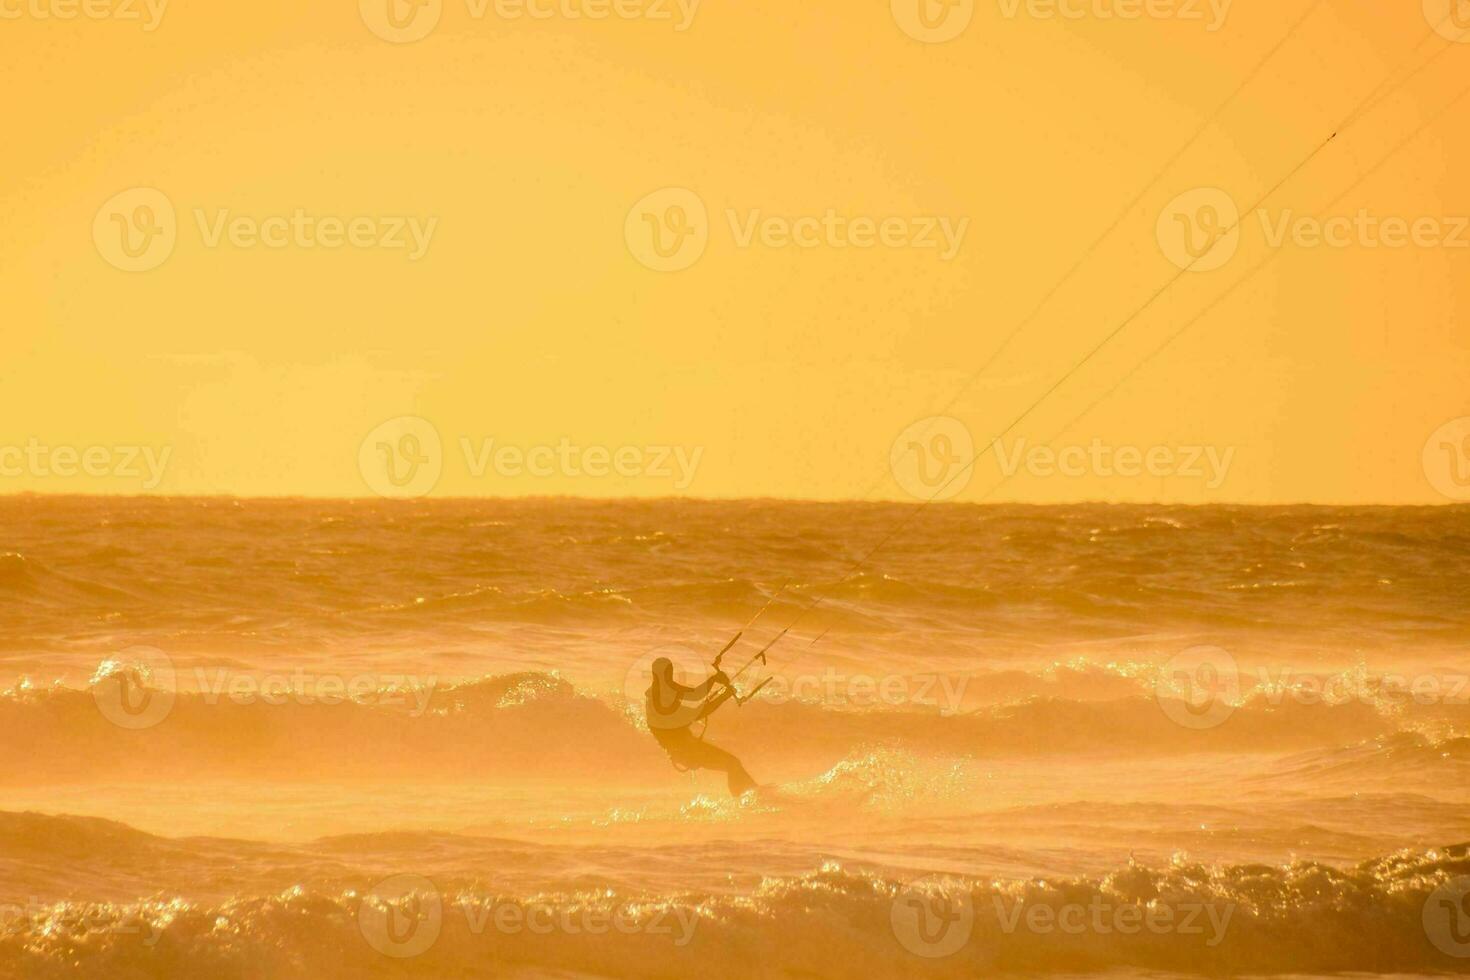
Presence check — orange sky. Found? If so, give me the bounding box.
[3,0,1468,503]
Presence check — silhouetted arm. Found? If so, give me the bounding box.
[665,671,730,702]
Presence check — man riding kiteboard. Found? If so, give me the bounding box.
[645,657,757,797]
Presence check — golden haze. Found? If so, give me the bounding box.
[2,0,1468,502]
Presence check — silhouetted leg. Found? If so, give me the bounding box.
[693,739,756,796]
[655,729,757,796]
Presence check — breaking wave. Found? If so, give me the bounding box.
[4,664,1468,787]
[2,810,1467,978]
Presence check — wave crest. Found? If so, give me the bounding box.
[4,838,1469,978]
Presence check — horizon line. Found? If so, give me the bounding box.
[0,490,1462,510]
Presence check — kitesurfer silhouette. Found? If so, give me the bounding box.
[646,657,757,797]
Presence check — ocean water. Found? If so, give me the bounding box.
[2,495,1469,977]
